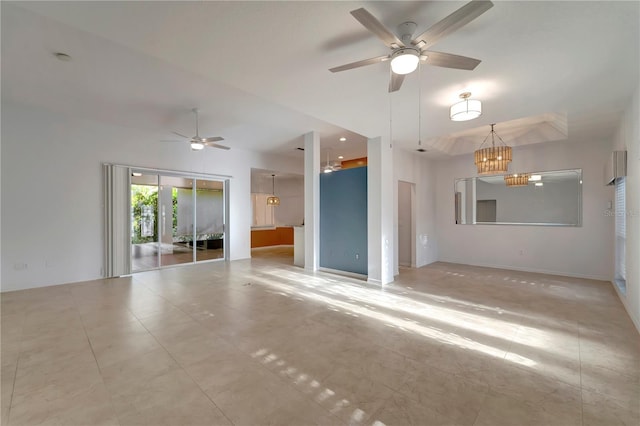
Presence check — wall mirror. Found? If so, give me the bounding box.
[454,169,582,226]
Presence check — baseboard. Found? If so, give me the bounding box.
[437,259,610,281]
[318,267,367,281]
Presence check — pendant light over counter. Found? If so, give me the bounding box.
[266,174,280,206]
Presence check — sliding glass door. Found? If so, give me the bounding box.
[130,170,226,273]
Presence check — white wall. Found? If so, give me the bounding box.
[393,148,438,275]
[0,101,301,291]
[613,84,640,331]
[435,133,614,280]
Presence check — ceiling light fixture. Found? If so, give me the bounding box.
[390,48,420,75]
[190,141,205,150]
[474,124,512,175]
[535,182,544,187]
[529,175,542,182]
[450,92,482,121]
[266,174,280,206]
[339,137,346,142]
[504,173,530,187]
[338,155,344,160]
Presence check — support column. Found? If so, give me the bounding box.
[367,136,395,284]
[304,131,320,271]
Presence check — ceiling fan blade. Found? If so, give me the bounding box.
[159,140,184,143]
[207,143,231,151]
[202,136,224,143]
[351,8,405,48]
[412,1,493,50]
[171,131,190,139]
[330,55,389,73]
[388,71,405,93]
[422,50,481,70]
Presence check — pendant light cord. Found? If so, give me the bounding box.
[418,62,422,146]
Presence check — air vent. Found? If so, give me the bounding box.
[604,151,627,185]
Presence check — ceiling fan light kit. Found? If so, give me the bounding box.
[474,124,512,175]
[390,48,420,75]
[450,92,482,121]
[190,141,205,150]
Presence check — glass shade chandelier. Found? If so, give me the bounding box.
[450,92,482,121]
[266,174,280,206]
[474,124,512,175]
[504,173,530,187]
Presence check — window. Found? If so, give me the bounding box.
[615,177,626,293]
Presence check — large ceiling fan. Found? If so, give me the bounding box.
[329,0,493,92]
[164,108,229,151]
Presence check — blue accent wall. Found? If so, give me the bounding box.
[320,167,367,275]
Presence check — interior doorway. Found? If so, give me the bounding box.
[398,181,415,268]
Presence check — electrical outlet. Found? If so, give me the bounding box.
[355,253,359,260]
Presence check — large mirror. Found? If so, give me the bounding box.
[455,169,582,226]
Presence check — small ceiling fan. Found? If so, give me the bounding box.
[329,0,493,92]
[163,108,229,151]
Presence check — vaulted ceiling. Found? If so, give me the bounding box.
[2,1,638,160]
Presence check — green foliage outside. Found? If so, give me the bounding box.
[131,185,179,244]
[131,185,158,244]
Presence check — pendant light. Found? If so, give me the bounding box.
[474,124,512,175]
[266,174,280,206]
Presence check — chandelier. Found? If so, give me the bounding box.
[266,174,280,206]
[474,124,512,175]
[504,173,530,187]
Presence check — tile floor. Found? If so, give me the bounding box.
[1,252,639,425]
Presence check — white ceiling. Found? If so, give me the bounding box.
[2,1,638,161]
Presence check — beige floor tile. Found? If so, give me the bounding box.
[398,366,488,425]
[582,388,640,426]
[2,253,638,426]
[100,347,181,397]
[204,362,309,425]
[316,366,394,424]
[9,381,118,426]
[369,393,454,426]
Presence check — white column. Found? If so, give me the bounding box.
[304,131,320,271]
[367,136,395,284]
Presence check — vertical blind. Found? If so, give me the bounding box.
[615,177,626,283]
[103,164,132,277]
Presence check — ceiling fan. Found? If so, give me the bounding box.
[329,0,493,92]
[164,108,229,151]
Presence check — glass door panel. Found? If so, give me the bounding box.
[195,179,225,262]
[131,173,159,272]
[159,176,195,267]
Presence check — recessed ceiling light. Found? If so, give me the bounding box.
[54,52,72,61]
[338,155,344,159]
[339,137,346,142]
[535,182,544,187]
[529,175,542,181]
